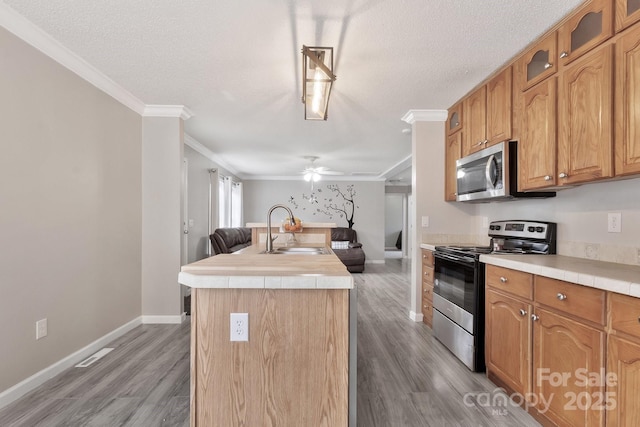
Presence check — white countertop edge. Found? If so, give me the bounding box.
[178,272,354,289]
[480,254,639,297]
[420,243,437,251]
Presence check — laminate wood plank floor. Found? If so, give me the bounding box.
[0,259,541,426]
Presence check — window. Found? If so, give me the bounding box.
[218,176,242,228]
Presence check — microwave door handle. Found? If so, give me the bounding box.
[485,154,498,189]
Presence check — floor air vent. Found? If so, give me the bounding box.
[75,348,114,368]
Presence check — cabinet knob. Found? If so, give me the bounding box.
[474,140,484,147]
[544,62,553,69]
[519,309,527,317]
[531,314,539,321]
[559,172,569,178]
[560,51,569,58]
[500,277,508,283]
[544,175,552,181]
[455,122,460,126]
[483,139,488,145]
[557,293,567,301]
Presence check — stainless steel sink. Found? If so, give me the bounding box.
[263,247,330,255]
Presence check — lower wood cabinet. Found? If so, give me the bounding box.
[486,289,531,395]
[421,249,434,327]
[532,307,605,427]
[606,335,640,426]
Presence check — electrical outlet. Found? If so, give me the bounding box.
[230,313,248,342]
[608,213,621,233]
[36,318,47,340]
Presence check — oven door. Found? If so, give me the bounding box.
[433,252,478,316]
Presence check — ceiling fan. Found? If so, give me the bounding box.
[301,156,344,181]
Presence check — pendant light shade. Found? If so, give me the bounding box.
[301,46,336,120]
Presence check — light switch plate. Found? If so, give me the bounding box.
[421,216,429,227]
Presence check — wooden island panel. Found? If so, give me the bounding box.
[191,287,349,427]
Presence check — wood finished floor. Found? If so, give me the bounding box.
[0,259,540,426]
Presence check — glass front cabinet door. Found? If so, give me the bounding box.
[558,0,614,65]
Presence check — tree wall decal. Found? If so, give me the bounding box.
[288,184,359,229]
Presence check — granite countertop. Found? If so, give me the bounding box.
[480,254,640,297]
[178,243,353,289]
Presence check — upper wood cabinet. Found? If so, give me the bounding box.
[559,0,614,65]
[447,102,463,135]
[463,67,512,156]
[463,86,487,155]
[558,43,614,185]
[519,77,558,190]
[445,131,462,201]
[519,33,558,91]
[615,0,640,31]
[615,24,640,176]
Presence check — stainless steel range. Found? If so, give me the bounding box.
[432,220,557,371]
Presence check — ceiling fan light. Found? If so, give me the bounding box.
[312,172,321,182]
[304,172,313,182]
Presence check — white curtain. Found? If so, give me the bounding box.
[231,181,243,227]
[218,176,231,228]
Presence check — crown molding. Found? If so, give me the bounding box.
[0,3,146,115]
[243,175,385,182]
[380,155,411,180]
[144,105,194,120]
[183,133,241,177]
[401,109,447,124]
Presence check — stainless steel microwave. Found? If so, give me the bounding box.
[455,141,555,202]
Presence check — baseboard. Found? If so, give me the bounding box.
[0,316,142,410]
[409,310,424,322]
[141,315,184,324]
[365,260,385,264]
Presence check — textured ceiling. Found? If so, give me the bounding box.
[3,0,583,180]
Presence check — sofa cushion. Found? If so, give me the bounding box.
[211,227,252,254]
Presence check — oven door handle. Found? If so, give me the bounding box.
[434,252,475,266]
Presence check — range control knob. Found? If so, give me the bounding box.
[528,226,535,232]
[536,226,544,232]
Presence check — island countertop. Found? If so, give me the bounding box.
[178,243,353,289]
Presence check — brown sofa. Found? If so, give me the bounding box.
[331,227,366,273]
[210,227,252,255]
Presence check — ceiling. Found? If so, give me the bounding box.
[3,0,583,182]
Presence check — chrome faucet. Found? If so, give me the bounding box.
[266,204,296,253]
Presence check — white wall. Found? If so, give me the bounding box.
[385,193,403,248]
[243,180,386,262]
[0,28,142,392]
[474,177,640,264]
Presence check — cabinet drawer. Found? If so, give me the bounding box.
[422,266,434,285]
[534,276,605,325]
[421,249,434,267]
[422,296,433,326]
[422,283,433,301]
[610,293,640,339]
[486,265,533,300]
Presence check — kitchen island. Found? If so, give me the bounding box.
[178,243,355,427]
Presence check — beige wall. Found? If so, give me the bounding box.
[141,118,183,317]
[0,28,142,391]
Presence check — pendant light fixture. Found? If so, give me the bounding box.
[301,45,336,120]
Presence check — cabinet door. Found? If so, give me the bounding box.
[445,132,462,201]
[520,33,558,91]
[447,101,463,135]
[519,77,557,190]
[615,24,640,176]
[486,290,531,396]
[486,67,512,146]
[559,0,614,65]
[607,335,640,426]
[533,308,605,427]
[615,0,640,32]
[463,86,487,156]
[558,43,614,185]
